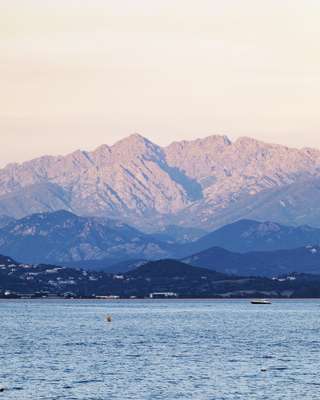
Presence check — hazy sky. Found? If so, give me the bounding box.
[1,0,320,166]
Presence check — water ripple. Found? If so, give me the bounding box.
[0,299,319,399]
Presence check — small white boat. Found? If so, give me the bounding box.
[251,299,272,304]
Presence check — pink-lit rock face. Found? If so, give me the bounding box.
[1,133,320,229]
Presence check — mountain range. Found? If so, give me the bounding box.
[0,210,176,265]
[2,134,320,230]
[2,211,320,277]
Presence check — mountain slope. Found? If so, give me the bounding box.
[183,245,320,277]
[0,215,15,229]
[2,134,320,229]
[0,210,176,264]
[148,225,207,244]
[186,219,320,254]
[187,177,320,230]
[165,136,320,228]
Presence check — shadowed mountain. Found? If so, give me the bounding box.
[128,259,228,280]
[124,259,320,298]
[0,210,177,265]
[0,215,15,229]
[63,258,148,273]
[149,224,207,244]
[184,219,320,254]
[183,245,320,277]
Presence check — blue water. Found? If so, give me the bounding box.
[1,299,319,400]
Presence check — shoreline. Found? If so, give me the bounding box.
[1,297,320,301]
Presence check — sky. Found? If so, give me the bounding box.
[1,0,320,167]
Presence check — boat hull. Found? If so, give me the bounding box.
[251,300,271,304]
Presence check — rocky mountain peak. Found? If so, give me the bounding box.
[113,133,158,150]
[166,134,231,152]
[1,134,320,230]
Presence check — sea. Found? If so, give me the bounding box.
[1,299,319,400]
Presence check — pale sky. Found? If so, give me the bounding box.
[1,0,320,167]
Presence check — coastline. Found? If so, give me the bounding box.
[1,297,320,301]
